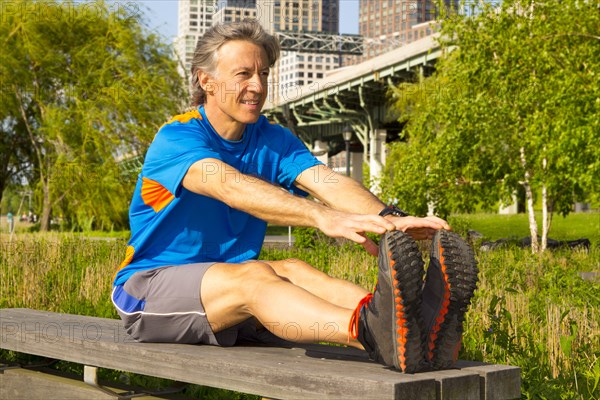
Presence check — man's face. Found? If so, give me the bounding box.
[203,40,270,137]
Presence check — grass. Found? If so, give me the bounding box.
[459,247,600,398]
[270,211,600,245]
[1,212,599,399]
[450,212,600,244]
[0,233,123,318]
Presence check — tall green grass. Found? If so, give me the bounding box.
[0,234,122,317]
[1,228,599,399]
[450,212,600,244]
[461,248,600,399]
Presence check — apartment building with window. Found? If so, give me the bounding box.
[358,0,456,60]
[174,0,219,78]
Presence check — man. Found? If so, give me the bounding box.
[111,20,478,373]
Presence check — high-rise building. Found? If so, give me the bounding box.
[255,0,340,104]
[256,0,338,34]
[213,0,257,23]
[359,0,456,60]
[176,0,342,104]
[278,52,340,89]
[174,0,218,78]
[260,0,337,33]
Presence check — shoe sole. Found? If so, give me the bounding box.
[427,230,479,370]
[380,231,428,373]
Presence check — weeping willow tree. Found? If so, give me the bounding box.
[1,0,188,231]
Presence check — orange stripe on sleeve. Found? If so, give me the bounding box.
[141,177,175,213]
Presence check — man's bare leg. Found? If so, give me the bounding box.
[201,261,363,347]
[264,258,368,310]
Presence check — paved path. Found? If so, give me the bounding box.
[264,235,295,247]
[77,234,297,248]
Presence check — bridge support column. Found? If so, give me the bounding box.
[351,152,364,184]
[369,129,387,194]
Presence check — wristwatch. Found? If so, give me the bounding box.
[378,205,410,217]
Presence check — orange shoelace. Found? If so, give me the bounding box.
[348,292,373,341]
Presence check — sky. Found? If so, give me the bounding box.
[137,0,360,42]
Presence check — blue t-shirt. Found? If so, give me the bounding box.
[113,106,322,286]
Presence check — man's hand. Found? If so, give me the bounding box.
[386,215,451,240]
[293,164,451,250]
[316,209,395,255]
[316,212,450,256]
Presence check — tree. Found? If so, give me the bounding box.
[1,0,187,230]
[0,115,34,205]
[382,0,600,252]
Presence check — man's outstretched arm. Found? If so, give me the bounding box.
[294,164,450,242]
[182,158,396,245]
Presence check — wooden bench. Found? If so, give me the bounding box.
[1,308,521,399]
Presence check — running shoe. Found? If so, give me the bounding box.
[349,231,428,373]
[422,229,479,370]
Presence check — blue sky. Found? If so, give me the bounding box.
[137,0,360,41]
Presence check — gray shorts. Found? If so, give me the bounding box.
[111,263,285,347]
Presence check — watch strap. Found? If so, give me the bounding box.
[378,205,410,217]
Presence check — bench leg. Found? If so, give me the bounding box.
[84,365,143,399]
[83,365,186,399]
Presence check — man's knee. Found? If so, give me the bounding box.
[205,261,279,295]
[204,261,282,309]
[278,258,311,274]
[237,261,293,308]
[275,258,330,284]
[239,261,281,286]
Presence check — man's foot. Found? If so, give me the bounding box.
[349,231,428,373]
[422,229,479,370]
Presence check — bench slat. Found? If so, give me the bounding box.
[455,361,522,400]
[1,308,520,399]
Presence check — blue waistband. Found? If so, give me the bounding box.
[112,285,146,313]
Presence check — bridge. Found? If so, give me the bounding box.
[264,34,444,186]
[117,35,445,185]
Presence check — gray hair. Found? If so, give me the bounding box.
[190,19,280,106]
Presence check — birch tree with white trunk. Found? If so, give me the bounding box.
[382,0,599,252]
